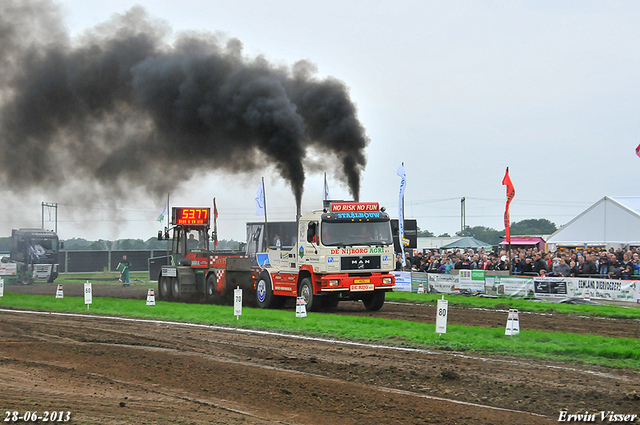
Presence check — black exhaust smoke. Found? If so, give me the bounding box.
[0,1,368,210]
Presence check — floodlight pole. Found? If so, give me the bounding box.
[41,202,58,232]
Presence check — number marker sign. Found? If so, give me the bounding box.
[0,277,3,297]
[436,296,448,334]
[55,284,63,299]
[234,287,242,319]
[146,289,156,306]
[296,297,307,318]
[84,281,92,308]
[505,309,520,336]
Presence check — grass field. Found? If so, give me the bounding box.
[1,288,639,370]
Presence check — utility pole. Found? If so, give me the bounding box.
[42,202,58,232]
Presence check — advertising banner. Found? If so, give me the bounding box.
[488,276,534,297]
[427,274,460,294]
[568,278,637,302]
[411,272,429,293]
[391,271,412,292]
[458,270,486,293]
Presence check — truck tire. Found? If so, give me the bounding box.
[322,297,340,310]
[299,277,320,312]
[362,291,385,311]
[159,276,172,301]
[206,274,220,304]
[256,271,277,309]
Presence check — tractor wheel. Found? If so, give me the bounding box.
[158,276,172,301]
[362,291,385,311]
[299,277,320,312]
[205,274,220,304]
[20,274,33,285]
[171,278,181,301]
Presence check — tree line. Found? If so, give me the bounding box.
[416,218,557,246]
[0,218,556,252]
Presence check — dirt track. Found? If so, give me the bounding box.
[1,283,639,424]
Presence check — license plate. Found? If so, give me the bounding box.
[353,279,370,284]
[350,284,374,292]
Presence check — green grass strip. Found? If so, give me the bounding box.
[1,292,639,370]
[386,292,640,319]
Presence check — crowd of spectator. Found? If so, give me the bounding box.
[396,246,640,280]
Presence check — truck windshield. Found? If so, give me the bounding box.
[29,238,58,251]
[321,221,393,247]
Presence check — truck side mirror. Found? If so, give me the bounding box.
[59,242,64,249]
[158,230,163,241]
[307,222,316,243]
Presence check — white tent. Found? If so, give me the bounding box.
[546,196,640,251]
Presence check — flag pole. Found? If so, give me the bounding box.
[262,177,269,250]
[166,192,170,266]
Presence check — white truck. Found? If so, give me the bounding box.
[255,201,396,311]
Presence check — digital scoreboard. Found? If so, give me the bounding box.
[171,207,210,226]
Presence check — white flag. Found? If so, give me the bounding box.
[157,203,168,223]
[324,178,331,201]
[255,181,265,215]
[397,164,407,267]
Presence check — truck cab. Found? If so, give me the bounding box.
[7,228,61,284]
[256,201,396,311]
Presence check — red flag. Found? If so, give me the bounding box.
[213,198,219,247]
[502,168,515,243]
[636,144,640,158]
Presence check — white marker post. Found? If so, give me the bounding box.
[0,277,4,298]
[296,297,307,318]
[233,286,242,320]
[84,281,92,309]
[435,295,448,334]
[146,289,156,306]
[55,284,63,299]
[505,309,520,336]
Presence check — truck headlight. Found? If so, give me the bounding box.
[382,277,392,285]
[328,279,340,287]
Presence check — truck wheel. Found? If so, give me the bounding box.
[299,278,320,312]
[322,297,340,310]
[363,291,385,311]
[206,274,220,304]
[256,271,276,308]
[172,278,181,301]
[159,276,172,301]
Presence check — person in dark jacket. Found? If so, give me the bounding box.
[582,254,598,276]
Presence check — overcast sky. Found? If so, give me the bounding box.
[2,0,639,243]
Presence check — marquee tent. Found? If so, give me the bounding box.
[440,236,492,250]
[546,196,640,250]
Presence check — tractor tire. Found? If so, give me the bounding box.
[205,274,220,304]
[362,291,385,311]
[171,278,182,301]
[299,277,320,312]
[158,276,172,301]
[20,274,33,285]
